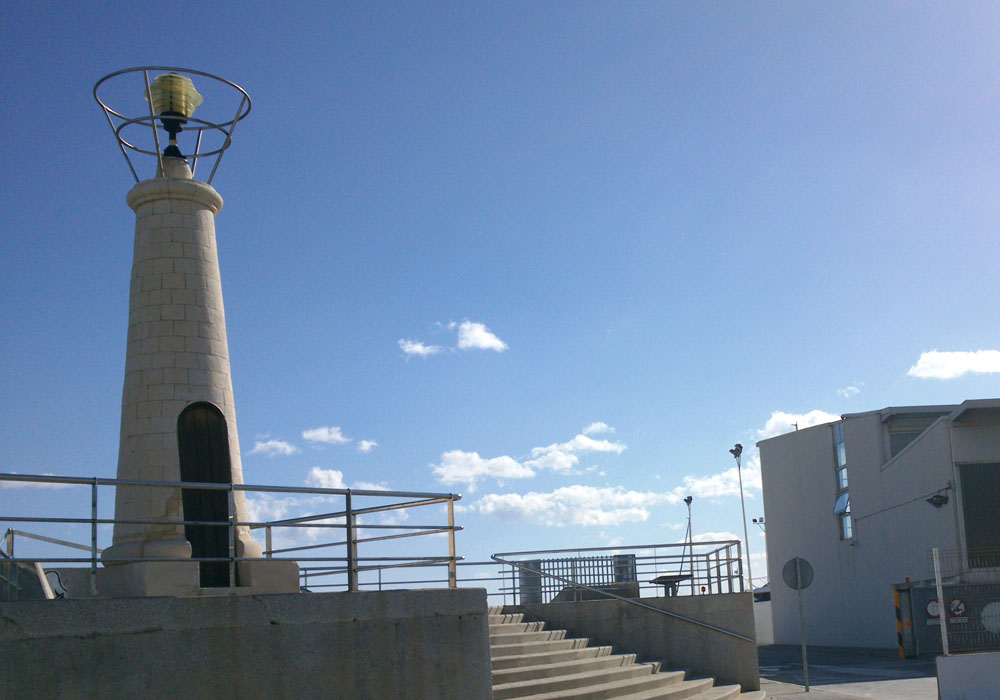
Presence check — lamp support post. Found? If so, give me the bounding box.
[731,444,753,594]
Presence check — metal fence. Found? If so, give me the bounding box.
[927,547,1000,580]
[896,547,1000,656]
[0,472,462,600]
[492,541,746,606]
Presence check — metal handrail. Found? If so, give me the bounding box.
[0,472,462,599]
[494,540,745,600]
[491,553,754,643]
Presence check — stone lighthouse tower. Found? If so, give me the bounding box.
[94,68,297,595]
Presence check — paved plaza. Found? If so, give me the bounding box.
[758,645,938,700]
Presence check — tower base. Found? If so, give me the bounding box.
[96,560,300,597]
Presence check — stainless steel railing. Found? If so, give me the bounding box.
[493,540,746,604]
[491,542,754,642]
[0,472,462,599]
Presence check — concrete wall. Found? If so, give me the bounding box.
[759,402,1000,650]
[937,651,1000,700]
[512,593,759,691]
[761,415,960,648]
[754,600,774,645]
[0,589,493,700]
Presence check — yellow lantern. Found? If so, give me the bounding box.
[144,73,203,119]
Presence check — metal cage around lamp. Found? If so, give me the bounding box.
[94,66,252,184]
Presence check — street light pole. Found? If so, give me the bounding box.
[730,443,753,594]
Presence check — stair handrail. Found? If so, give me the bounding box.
[491,553,754,642]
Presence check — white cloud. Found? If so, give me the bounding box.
[302,426,351,445]
[525,432,627,473]
[305,467,348,490]
[907,350,1000,380]
[249,439,300,457]
[693,531,740,543]
[357,440,378,453]
[455,321,508,352]
[353,480,391,491]
[244,494,300,524]
[672,455,762,500]
[837,385,861,398]
[431,450,535,491]
[524,449,580,473]
[0,473,75,489]
[398,338,444,357]
[755,409,840,441]
[583,422,614,435]
[470,485,680,526]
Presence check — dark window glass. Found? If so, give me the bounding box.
[960,463,1000,568]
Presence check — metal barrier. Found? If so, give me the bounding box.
[491,543,753,643]
[0,472,462,598]
[492,541,745,605]
[894,547,1000,655]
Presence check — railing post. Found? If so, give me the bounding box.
[265,525,272,559]
[726,545,734,594]
[447,496,457,588]
[228,485,236,594]
[715,549,721,594]
[345,491,358,592]
[3,528,11,601]
[90,478,98,597]
[736,541,744,593]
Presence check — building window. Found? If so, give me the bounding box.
[834,492,852,539]
[840,511,853,540]
[833,421,852,541]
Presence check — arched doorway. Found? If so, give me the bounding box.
[177,402,235,587]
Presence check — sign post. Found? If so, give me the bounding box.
[932,547,949,656]
[782,556,814,692]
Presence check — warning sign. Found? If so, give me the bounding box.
[925,598,968,625]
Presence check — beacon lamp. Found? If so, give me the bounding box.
[144,73,203,158]
[94,67,251,184]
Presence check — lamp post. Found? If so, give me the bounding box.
[730,443,753,594]
[681,495,693,583]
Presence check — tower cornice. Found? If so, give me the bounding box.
[127,177,223,215]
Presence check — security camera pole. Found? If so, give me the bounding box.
[730,443,753,593]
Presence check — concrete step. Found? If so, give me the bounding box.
[490,636,586,658]
[490,612,525,625]
[490,629,565,645]
[505,672,707,700]
[488,611,761,700]
[492,663,669,700]
[603,677,715,699]
[492,652,637,685]
[490,621,544,635]
[490,644,613,670]
[489,605,504,615]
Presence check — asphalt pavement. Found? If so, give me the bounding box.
[758,645,938,700]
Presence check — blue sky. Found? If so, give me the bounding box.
[3,2,1000,590]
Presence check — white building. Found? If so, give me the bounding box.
[757,399,1000,648]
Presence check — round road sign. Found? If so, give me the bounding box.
[782,557,814,590]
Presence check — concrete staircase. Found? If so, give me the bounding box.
[489,607,765,700]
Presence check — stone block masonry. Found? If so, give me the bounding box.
[102,157,262,570]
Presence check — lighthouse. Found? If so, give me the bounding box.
[94,68,298,595]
